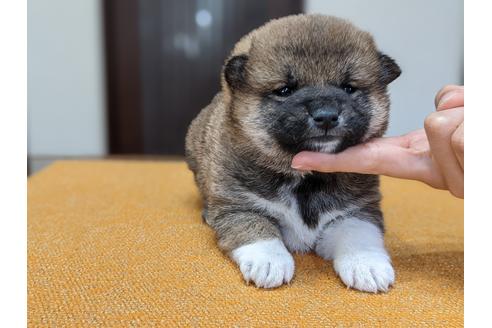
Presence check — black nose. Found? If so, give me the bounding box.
[311,107,339,130]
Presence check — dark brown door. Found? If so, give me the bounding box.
[105,0,303,155]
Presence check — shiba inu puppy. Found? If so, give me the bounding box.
[186,14,401,292]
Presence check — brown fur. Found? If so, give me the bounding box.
[185,14,400,252]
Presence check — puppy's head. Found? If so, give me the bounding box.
[222,15,400,168]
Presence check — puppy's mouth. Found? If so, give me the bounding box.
[298,134,343,153]
[304,126,347,143]
[305,135,338,143]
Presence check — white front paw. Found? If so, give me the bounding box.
[231,239,295,288]
[333,251,395,293]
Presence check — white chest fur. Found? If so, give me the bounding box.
[245,191,349,253]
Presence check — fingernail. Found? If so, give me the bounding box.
[291,161,311,170]
[438,90,461,108]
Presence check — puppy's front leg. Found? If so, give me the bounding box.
[315,217,394,293]
[210,210,294,288]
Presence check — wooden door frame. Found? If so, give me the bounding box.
[104,0,143,154]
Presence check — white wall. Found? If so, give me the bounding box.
[28,0,107,156]
[305,0,463,136]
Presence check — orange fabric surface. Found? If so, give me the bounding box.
[28,161,463,327]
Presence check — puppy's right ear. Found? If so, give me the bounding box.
[224,55,248,90]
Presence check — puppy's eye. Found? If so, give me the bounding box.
[342,84,357,94]
[274,86,294,97]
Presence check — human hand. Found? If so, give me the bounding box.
[291,85,464,198]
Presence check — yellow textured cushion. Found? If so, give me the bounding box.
[28,161,463,327]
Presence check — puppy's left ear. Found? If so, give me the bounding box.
[378,52,401,84]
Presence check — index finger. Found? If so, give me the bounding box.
[292,141,433,183]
